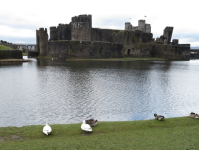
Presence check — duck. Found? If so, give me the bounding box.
[85,119,98,127]
[154,113,165,121]
[81,120,92,132]
[43,121,52,135]
[190,112,199,119]
[189,112,196,118]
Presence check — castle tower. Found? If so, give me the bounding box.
[138,20,145,32]
[125,22,132,30]
[172,39,178,45]
[57,23,71,40]
[58,24,64,40]
[50,26,58,41]
[36,28,48,56]
[163,27,173,44]
[71,14,92,41]
[145,24,151,33]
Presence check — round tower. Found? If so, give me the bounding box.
[36,28,48,56]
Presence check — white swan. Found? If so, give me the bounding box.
[81,120,92,132]
[43,121,52,135]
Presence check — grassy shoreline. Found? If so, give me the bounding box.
[0,116,198,149]
[0,45,13,50]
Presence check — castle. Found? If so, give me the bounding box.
[36,14,190,60]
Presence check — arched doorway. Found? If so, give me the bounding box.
[127,49,130,55]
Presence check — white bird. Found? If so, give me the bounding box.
[81,120,92,132]
[43,121,52,135]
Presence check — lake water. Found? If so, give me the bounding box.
[0,57,199,127]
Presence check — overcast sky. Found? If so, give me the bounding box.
[0,0,198,47]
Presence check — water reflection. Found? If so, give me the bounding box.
[0,58,199,127]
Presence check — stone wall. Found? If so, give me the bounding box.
[28,51,40,58]
[91,28,153,45]
[123,43,190,60]
[48,40,124,60]
[0,50,22,59]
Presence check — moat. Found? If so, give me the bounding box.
[0,57,199,127]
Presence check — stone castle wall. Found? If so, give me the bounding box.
[123,43,190,60]
[47,40,190,60]
[48,40,123,59]
[91,28,153,45]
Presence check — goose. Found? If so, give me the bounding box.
[85,119,98,127]
[43,121,52,135]
[81,120,92,132]
[154,113,165,121]
[189,112,196,118]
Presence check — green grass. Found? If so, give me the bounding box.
[0,45,13,50]
[23,53,28,56]
[0,117,198,149]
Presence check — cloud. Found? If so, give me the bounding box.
[0,0,199,47]
[0,36,36,44]
[0,25,35,38]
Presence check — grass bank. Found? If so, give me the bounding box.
[0,45,13,50]
[22,53,28,56]
[0,117,198,149]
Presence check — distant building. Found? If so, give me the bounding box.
[125,20,151,33]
